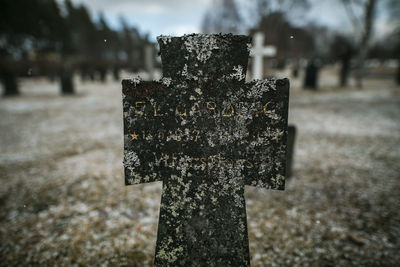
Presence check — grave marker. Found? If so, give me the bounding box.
[304,59,319,90]
[122,34,289,266]
[250,32,277,80]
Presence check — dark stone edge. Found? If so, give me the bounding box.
[277,78,290,191]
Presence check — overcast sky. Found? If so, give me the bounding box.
[65,0,390,41]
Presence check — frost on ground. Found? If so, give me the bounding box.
[0,76,399,266]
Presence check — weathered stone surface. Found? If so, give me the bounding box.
[122,34,289,266]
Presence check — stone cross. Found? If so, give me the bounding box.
[250,32,277,80]
[122,34,289,266]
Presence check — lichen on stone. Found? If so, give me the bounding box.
[183,34,219,63]
[130,77,141,85]
[123,151,140,172]
[230,65,246,81]
[162,77,172,87]
[157,35,172,45]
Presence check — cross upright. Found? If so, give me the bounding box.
[250,32,277,80]
[122,34,289,266]
[144,44,156,80]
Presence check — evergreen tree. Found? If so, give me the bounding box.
[0,0,66,95]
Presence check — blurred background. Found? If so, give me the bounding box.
[0,0,399,265]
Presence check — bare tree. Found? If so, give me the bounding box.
[387,0,400,84]
[341,0,377,88]
[201,0,243,34]
[251,0,310,25]
[248,0,312,70]
[330,34,356,87]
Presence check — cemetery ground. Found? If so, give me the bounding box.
[0,66,399,266]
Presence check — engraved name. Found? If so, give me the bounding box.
[130,100,275,118]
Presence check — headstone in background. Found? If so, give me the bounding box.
[89,70,95,81]
[304,59,319,89]
[292,61,300,78]
[1,69,19,96]
[60,68,74,95]
[113,66,120,81]
[122,34,289,266]
[250,32,277,80]
[80,65,89,82]
[97,67,107,83]
[144,44,155,80]
[286,125,297,178]
[79,64,95,82]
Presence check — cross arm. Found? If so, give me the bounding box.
[122,79,166,185]
[243,78,289,190]
[250,46,277,57]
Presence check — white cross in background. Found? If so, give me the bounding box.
[144,44,155,80]
[250,32,277,80]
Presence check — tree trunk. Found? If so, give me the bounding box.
[98,68,107,82]
[80,66,88,82]
[354,0,377,88]
[113,66,120,81]
[89,70,95,81]
[340,57,351,87]
[1,70,19,96]
[397,58,400,85]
